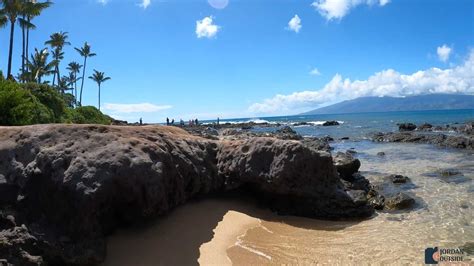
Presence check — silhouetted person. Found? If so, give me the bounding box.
[195,118,199,126]
[217,117,220,125]
[166,117,169,126]
[139,118,143,125]
[171,119,174,125]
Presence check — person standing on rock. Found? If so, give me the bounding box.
[139,118,143,126]
[166,117,169,126]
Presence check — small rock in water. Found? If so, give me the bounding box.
[322,121,340,126]
[385,174,410,184]
[438,169,462,177]
[385,192,415,210]
[377,152,386,156]
[398,123,417,131]
[340,137,350,140]
[346,149,357,154]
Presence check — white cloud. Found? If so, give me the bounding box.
[310,68,321,76]
[104,103,172,113]
[312,0,390,21]
[208,0,229,9]
[437,44,452,62]
[97,0,108,5]
[248,50,474,114]
[196,16,220,39]
[287,15,302,33]
[139,0,151,9]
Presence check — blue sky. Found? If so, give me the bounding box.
[1,0,473,122]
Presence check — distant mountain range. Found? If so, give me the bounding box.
[301,94,474,115]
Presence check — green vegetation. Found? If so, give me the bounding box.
[0,1,113,126]
[0,79,111,126]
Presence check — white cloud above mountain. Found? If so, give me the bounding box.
[312,0,390,21]
[437,44,452,62]
[248,50,474,114]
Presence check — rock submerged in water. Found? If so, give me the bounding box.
[385,174,410,184]
[0,124,374,265]
[385,192,416,210]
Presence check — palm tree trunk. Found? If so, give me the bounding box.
[98,83,101,111]
[26,18,31,72]
[7,20,15,78]
[21,21,25,81]
[74,78,78,107]
[79,57,87,106]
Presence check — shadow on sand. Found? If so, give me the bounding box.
[102,191,367,266]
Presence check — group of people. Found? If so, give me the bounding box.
[165,117,221,127]
[166,117,200,127]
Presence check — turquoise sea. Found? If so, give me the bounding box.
[213,109,474,139]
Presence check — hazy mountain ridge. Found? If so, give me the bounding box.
[301,94,474,115]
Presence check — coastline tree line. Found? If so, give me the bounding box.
[0,0,112,126]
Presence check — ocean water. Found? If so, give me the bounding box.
[106,109,474,265]
[213,109,474,139]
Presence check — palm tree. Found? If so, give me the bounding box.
[75,42,96,106]
[24,47,54,83]
[88,70,110,111]
[45,31,70,87]
[20,0,51,78]
[1,0,23,78]
[66,61,81,101]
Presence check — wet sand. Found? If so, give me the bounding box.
[103,196,271,266]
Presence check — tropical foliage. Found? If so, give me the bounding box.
[0,79,111,125]
[0,0,112,125]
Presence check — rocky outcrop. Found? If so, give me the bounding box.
[0,124,374,265]
[371,132,474,150]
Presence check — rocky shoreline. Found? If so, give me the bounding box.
[0,124,398,265]
[371,122,474,150]
[1,121,468,265]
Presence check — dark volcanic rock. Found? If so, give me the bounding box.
[275,126,303,140]
[0,124,373,265]
[333,152,361,181]
[322,121,340,126]
[398,123,417,131]
[377,152,386,156]
[418,123,433,130]
[385,192,415,210]
[0,174,19,205]
[301,137,331,152]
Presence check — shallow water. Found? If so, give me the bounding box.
[225,141,474,264]
[104,140,474,265]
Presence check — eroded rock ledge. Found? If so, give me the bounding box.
[0,124,373,265]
